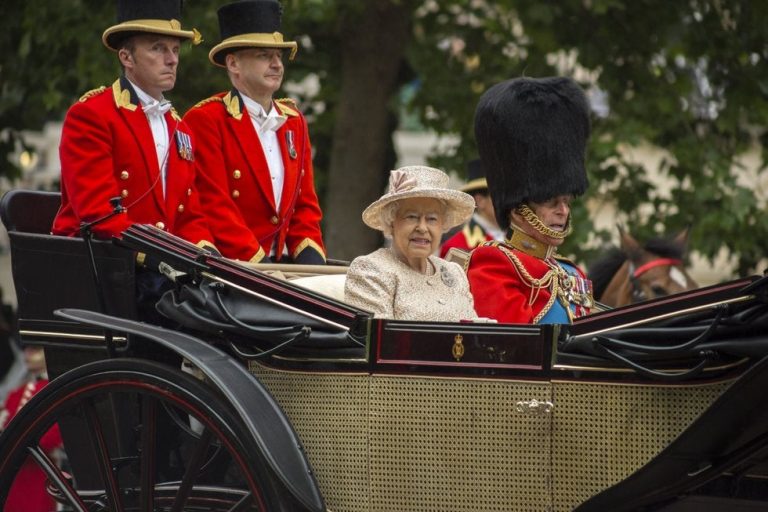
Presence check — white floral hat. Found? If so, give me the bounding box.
[362,166,475,232]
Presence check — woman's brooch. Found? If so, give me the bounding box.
[440,265,456,287]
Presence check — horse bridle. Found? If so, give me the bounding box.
[627,257,683,302]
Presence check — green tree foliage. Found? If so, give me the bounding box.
[409,0,768,275]
[1,0,766,274]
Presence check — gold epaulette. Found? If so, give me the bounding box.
[275,97,299,117]
[78,86,106,103]
[191,96,224,109]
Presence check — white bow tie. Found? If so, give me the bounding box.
[254,113,287,133]
[143,99,172,117]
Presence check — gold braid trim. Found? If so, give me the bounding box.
[507,229,556,260]
[496,244,559,323]
[248,247,267,264]
[191,96,224,110]
[79,86,106,103]
[196,240,217,252]
[516,204,572,240]
[275,98,300,117]
[292,238,326,261]
[463,223,487,248]
[112,80,137,111]
[223,91,243,120]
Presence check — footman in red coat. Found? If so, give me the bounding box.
[184,0,325,264]
[52,0,216,252]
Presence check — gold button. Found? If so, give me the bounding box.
[233,169,241,179]
[232,190,240,198]
[120,170,129,180]
[177,204,185,213]
[121,189,129,198]
[155,222,165,230]
[187,188,192,196]
[270,216,279,225]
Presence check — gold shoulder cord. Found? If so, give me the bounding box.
[496,245,560,323]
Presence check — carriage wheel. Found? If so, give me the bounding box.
[0,358,288,511]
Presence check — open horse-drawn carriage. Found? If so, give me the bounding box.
[1,189,767,512]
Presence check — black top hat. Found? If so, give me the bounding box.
[474,76,590,228]
[209,0,298,67]
[102,0,201,51]
[460,159,489,194]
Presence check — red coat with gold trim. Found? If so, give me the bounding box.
[183,89,325,263]
[467,241,592,324]
[1,379,62,512]
[52,78,215,248]
[439,216,495,258]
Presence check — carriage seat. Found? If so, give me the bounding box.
[243,261,349,303]
[0,189,137,360]
[291,274,347,302]
[0,189,61,234]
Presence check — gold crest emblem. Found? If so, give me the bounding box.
[452,334,465,362]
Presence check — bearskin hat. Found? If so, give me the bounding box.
[474,76,590,228]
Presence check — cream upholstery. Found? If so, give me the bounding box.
[291,274,348,302]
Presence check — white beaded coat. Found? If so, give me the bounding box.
[344,248,478,321]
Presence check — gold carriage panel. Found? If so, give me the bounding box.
[550,379,732,511]
[248,363,371,512]
[250,361,553,512]
[368,375,552,512]
[250,361,739,511]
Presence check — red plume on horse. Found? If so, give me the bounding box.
[588,226,699,308]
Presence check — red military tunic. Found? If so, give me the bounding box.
[52,78,215,248]
[440,215,497,258]
[467,231,593,324]
[183,89,325,263]
[1,379,63,512]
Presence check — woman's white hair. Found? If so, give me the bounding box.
[379,198,449,238]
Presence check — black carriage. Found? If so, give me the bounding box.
[1,189,767,512]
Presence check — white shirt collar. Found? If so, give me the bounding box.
[241,94,277,119]
[241,94,287,133]
[128,79,167,109]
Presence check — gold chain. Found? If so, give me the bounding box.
[497,245,559,320]
[515,204,572,240]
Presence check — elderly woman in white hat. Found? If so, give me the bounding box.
[344,166,478,321]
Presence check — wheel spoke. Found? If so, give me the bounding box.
[229,492,257,512]
[0,359,276,511]
[171,427,214,512]
[27,445,89,512]
[83,398,125,512]
[139,394,158,511]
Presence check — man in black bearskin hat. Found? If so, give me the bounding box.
[184,0,326,265]
[467,76,594,324]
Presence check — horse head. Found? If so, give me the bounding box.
[589,226,699,308]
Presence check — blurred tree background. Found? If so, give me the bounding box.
[1,0,766,275]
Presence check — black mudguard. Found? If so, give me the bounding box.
[55,308,325,512]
